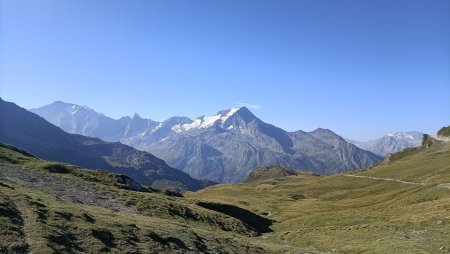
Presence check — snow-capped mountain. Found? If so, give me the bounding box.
[31,102,383,183]
[30,101,158,142]
[348,131,424,156]
[171,108,238,132]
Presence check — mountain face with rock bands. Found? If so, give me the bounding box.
[0,99,210,191]
[31,101,383,183]
[347,131,424,156]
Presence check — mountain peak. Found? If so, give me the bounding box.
[49,101,79,108]
[214,106,254,119]
[232,106,257,122]
[308,128,346,147]
[53,100,68,105]
[30,101,96,117]
[311,128,335,135]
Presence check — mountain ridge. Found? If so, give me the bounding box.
[31,101,383,183]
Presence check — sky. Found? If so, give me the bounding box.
[1,0,449,141]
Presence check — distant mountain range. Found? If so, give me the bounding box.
[0,99,210,191]
[347,131,424,156]
[31,101,383,183]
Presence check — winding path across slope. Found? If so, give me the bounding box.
[438,183,450,189]
[345,174,450,190]
[344,174,425,185]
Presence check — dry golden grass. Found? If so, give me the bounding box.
[188,140,450,253]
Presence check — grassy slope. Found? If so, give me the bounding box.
[244,166,299,184]
[0,144,307,254]
[188,139,450,253]
[438,126,450,138]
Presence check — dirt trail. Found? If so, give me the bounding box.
[344,174,425,185]
[434,135,450,142]
[15,198,43,252]
[438,183,450,189]
[345,175,450,190]
[0,164,137,214]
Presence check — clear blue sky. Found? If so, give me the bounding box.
[1,0,449,141]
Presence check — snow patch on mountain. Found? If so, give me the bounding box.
[172,108,238,132]
[387,132,415,140]
[153,123,163,132]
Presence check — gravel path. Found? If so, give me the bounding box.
[345,174,450,190]
[438,183,450,189]
[344,174,425,185]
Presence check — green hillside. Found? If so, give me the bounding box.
[0,143,308,254]
[2,133,449,253]
[188,136,450,253]
[244,166,299,184]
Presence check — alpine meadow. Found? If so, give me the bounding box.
[1,0,449,253]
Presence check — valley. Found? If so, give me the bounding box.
[2,126,449,253]
[187,134,450,253]
[1,98,448,253]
